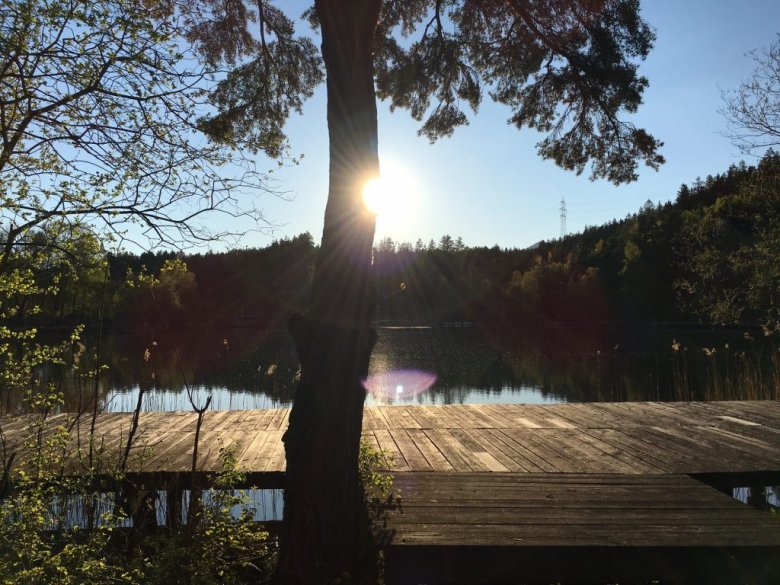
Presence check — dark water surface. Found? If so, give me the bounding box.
[12,325,779,521]
[40,324,778,413]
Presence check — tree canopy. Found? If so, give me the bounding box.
[190,0,663,184]
[0,0,269,261]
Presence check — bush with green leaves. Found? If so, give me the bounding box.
[141,449,276,585]
[0,246,276,584]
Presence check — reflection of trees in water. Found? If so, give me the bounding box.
[107,329,302,403]
[15,328,301,413]
[10,326,778,414]
[371,328,523,396]
[500,328,780,403]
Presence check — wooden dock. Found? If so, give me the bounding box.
[4,400,779,480]
[382,472,780,584]
[3,400,780,583]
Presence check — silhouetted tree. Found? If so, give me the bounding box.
[185,1,663,581]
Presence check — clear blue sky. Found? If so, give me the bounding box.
[234,0,780,250]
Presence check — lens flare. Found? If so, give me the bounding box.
[363,369,437,402]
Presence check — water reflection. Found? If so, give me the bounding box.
[365,327,565,406]
[47,489,283,530]
[363,369,438,404]
[8,325,779,414]
[733,486,780,513]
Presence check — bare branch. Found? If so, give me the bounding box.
[721,36,780,155]
[0,0,278,258]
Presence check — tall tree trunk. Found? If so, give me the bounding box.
[279,1,382,583]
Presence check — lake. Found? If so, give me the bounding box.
[38,323,779,414]
[9,323,779,521]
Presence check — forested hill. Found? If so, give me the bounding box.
[525,150,780,329]
[367,151,779,341]
[20,152,780,338]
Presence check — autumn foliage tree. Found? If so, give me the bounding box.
[184,1,663,582]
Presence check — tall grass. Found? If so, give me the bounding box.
[671,333,780,401]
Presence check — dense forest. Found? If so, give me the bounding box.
[7,151,779,350]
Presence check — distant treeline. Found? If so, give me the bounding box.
[12,152,780,345]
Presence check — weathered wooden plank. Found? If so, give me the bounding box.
[137,426,201,472]
[377,406,403,429]
[374,429,410,471]
[76,412,162,468]
[584,402,657,429]
[424,429,479,472]
[499,405,545,429]
[222,429,261,466]
[182,429,222,472]
[395,407,423,429]
[238,430,270,471]
[621,402,703,428]
[401,405,439,429]
[553,428,662,473]
[435,406,476,430]
[266,409,289,431]
[479,429,555,473]
[447,404,488,429]
[488,429,566,473]
[530,428,626,473]
[388,524,780,547]
[460,404,499,428]
[448,428,510,472]
[244,409,276,431]
[695,425,780,465]
[581,429,682,473]
[648,424,772,471]
[369,406,392,430]
[241,431,278,472]
[550,402,624,428]
[520,404,571,428]
[197,431,239,471]
[125,412,195,452]
[707,400,780,429]
[383,473,780,548]
[522,405,577,429]
[387,508,771,523]
[145,430,199,473]
[263,430,286,472]
[468,404,516,428]
[196,410,233,432]
[690,401,780,437]
[458,428,530,472]
[361,408,380,431]
[210,410,250,433]
[389,429,433,472]
[421,406,459,429]
[2,401,780,477]
[81,411,145,443]
[405,429,453,471]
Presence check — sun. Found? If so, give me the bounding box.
[360,161,419,233]
[361,177,389,216]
